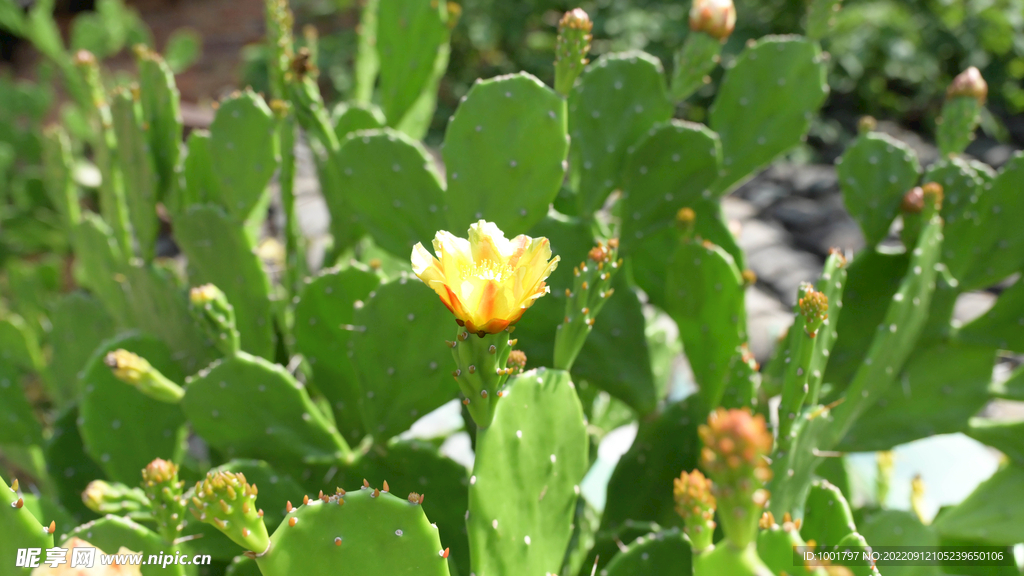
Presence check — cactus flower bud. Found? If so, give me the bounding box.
[189,284,241,357]
[142,459,186,541]
[797,285,828,337]
[699,408,773,549]
[105,350,185,403]
[901,187,925,214]
[921,182,943,211]
[190,471,269,553]
[858,115,877,134]
[690,0,736,41]
[946,67,987,104]
[82,480,153,520]
[554,8,594,96]
[506,350,527,374]
[674,470,717,552]
[554,238,622,371]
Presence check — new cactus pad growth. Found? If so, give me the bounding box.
[142,459,186,542]
[188,284,241,357]
[104,349,185,404]
[673,470,716,552]
[553,238,621,370]
[554,9,593,96]
[190,471,269,554]
[698,408,773,550]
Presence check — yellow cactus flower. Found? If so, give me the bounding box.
[412,220,560,335]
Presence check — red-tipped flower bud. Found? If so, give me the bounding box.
[947,67,987,104]
[699,408,773,548]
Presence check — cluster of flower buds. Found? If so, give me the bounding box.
[190,471,269,554]
[674,470,717,552]
[699,408,773,549]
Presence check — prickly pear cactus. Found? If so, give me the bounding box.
[568,51,674,217]
[443,73,569,234]
[256,484,451,576]
[467,368,588,576]
[181,353,350,465]
[2,475,55,574]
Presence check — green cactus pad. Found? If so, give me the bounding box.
[174,204,276,360]
[860,510,947,576]
[957,153,1024,290]
[182,352,350,464]
[837,132,922,247]
[806,0,843,39]
[833,532,882,576]
[258,486,451,576]
[63,514,183,576]
[965,417,1024,466]
[44,407,106,522]
[354,440,470,576]
[48,293,116,404]
[377,0,448,127]
[571,279,657,416]
[41,126,81,233]
[208,89,279,223]
[78,334,186,484]
[335,129,447,258]
[576,520,662,576]
[800,480,856,546]
[226,555,261,576]
[599,398,702,532]
[0,361,42,447]
[709,36,828,196]
[350,278,457,441]
[821,248,909,392]
[135,47,182,202]
[120,262,217,374]
[837,343,995,451]
[922,157,983,284]
[933,464,1024,545]
[181,129,221,210]
[757,518,815,576]
[0,314,43,374]
[74,214,130,326]
[826,212,944,446]
[331,101,386,141]
[568,51,674,217]
[1,474,54,575]
[443,72,568,235]
[937,95,982,156]
[467,368,588,576]
[694,541,774,576]
[111,88,159,261]
[619,120,722,254]
[603,528,692,576]
[665,240,746,410]
[293,266,380,444]
[394,42,449,141]
[670,32,722,102]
